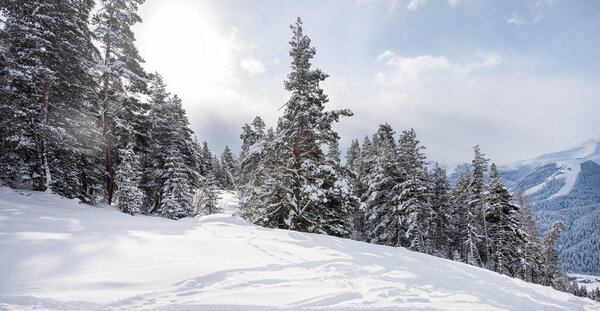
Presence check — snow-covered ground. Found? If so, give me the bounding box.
[216,190,239,216]
[570,274,600,291]
[1,187,599,310]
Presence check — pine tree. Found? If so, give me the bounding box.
[93,0,146,204]
[199,141,213,177]
[395,129,431,252]
[516,187,544,283]
[114,142,144,215]
[486,163,521,276]
[237,116,274,223]
[0,0,104,201]
[467,145,489,266]
[542,221,567,289]
[454,169,481,264]
[219,145,238,190]
[363,124,403,245]
[250,18,353,235]
[141,74,197,218]
[430,163,453,257]
[345,139,361,179]
[199,170,222,215]
[345,139,364,238]
[358,136,376,204]
[161,147,193,219]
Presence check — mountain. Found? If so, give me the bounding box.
[1,187,598,310]
[452,139,600,275]
[499,139,600,275]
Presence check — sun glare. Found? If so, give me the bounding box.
[135,1,235,100]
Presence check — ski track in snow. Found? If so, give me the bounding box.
[0,187,599,311]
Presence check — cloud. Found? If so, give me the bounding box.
[534,0,557,8]
[506,12,525,26]
[322,47,598,164]
[240,57,266,75]
[377,52,450,81]
[447,0,475,7]
[507,0,558,25]
[376,50,500,81]
[407,0,428,11]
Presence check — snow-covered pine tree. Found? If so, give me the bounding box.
[199,141,213,178]
[198,170,222,215]
[319,138,356,237]
[447,170,466,261]
[211,155,228,188]
[93,0,147,204]
[430,163,453,257]
[237,117,282,226]
[219,145,238,190]
[114,142,144,215]
[142,74,197,218]
[140,74,170,212]
[251,18,353,235]
[160,147,193,219]
[542,221,568,289]
[395,128,431,252]
[467,145,489,266]
[0,21,9,181]
[0,0,104,201]
[363,124,403,246]
[516,189,544,283]
[0,0,59,191]
[345,139,361,178]
[358,136,376,204]
[486,163,521,276]
[345,139,364,238]
[453,169,482,264]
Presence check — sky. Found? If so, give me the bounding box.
[132,0,600,166]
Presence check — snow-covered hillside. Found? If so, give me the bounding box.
[1,187,598,311]
[500,138,600,199]
[450,139,600,275]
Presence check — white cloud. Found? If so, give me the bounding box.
[377,51,450,81]
[323,48,597,164]
[534,0,557,8]
[458,51,501,74]
[447,0,475,7]
[507,0,558,25]
[407,0,428,11]
[376,50,500,81]
[240,57,266,75]
[506,12,525,26]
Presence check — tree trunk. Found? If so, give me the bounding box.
[103,9,115,204]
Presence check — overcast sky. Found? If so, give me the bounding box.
[132,0,600,166]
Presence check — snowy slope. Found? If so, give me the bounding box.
[500,138,600,199]
[1,187,599,311]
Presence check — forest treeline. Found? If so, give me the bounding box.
[0,1,597,302]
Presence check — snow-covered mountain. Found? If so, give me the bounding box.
[498,139,600,275]
[1,187,598,310]
[451,139,600,275]
[500,138,600,198]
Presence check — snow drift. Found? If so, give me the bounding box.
[0,187,598,310]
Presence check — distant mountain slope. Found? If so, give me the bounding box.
[1,187,598,310]
[460,139,600,275]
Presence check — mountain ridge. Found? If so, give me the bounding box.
[450,139,600,275]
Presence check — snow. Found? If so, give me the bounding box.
[548,161,580,199]
[1,187,599,310]
[502,139,600,199]
[570,274,600,291]
[216,190,240,215]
